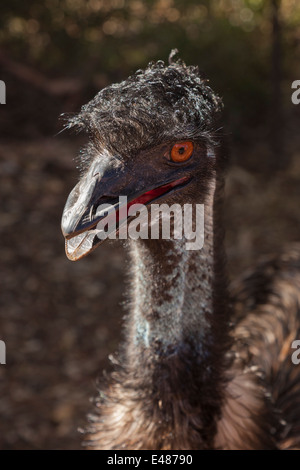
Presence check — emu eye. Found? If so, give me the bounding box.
[170,142,194,163]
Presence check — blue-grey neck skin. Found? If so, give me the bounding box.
[127,179,216,358]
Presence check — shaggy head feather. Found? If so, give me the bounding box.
[67,50,223,159]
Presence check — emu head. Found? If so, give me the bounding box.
[61,52,223,261]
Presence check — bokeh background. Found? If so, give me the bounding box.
[0,0,300,449]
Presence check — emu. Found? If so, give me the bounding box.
[61,52,300,449]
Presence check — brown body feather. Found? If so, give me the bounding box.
[220,245,300,450]
[85,247,300,450]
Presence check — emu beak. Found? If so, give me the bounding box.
[61,158,127,261]
[61,158,191,261]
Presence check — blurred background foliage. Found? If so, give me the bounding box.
[1,0,300,168]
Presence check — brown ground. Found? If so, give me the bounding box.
[0,137,299,449]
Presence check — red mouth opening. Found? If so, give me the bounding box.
[125,175,190,212]
[65,175,190,261]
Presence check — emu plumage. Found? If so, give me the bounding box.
[61,52,300,449]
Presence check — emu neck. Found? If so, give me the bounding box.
[120,177,230,448]
[130,230,214,356]
[128,178,229,361]
[90,177,232,450]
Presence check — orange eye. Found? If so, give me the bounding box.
[170,142,194,162]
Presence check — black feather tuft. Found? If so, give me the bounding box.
[68,52,223,157]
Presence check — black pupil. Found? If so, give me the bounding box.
[178,147,185,155]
